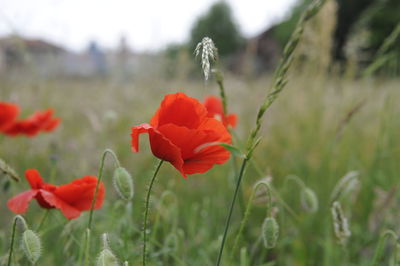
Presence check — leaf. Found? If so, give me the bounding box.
[194,142,246,158]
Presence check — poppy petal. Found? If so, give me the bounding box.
[54,176,105,211]
[131,123,185,176]
[0,102,19,131]
[25,169,44,189]
[204,96,224,117]
[227,114,238,128]
[150,92,207,129]
[7,190,38,214]
[40,190,81,220]
[157,122,230,175]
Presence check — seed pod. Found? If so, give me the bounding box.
[301,187,319,213]
[331,201,351,245]
[113,167,134,201]
[96,249,119,266]
[21,229,41,264]
[262,216,279,249]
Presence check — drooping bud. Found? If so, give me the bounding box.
[21,229,42,264]
[262,216,279,249]
[96,233,119,266]
[331,201,351,245]
[113,167,134,201]
[301,187,319,213]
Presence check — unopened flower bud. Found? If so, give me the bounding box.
[97,233,119,266]
[262,216,279,249]
[21,229,41,264]
[97,249,119,266]
[301,187,319,213]
[113,167,134,201]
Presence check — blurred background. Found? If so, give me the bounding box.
[0,0,399,79]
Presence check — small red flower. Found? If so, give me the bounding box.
[0,102,19,131]
[4,109,61,137]
[7,169,105,220]
[204,96,237,128]
[131,92,232,177]
[0,102,61,137]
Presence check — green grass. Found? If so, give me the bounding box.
[1,71,399,265]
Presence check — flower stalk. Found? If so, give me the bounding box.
[216,0,327,264]
[142,159,164,266]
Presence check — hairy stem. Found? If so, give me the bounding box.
[232,180,273,255]
[371,230,398,266]
[143,160,164,266]
[83,148,121,266]
[7,215,27,266]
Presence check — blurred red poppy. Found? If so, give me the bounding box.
[0,102,60,137]
[131,92,232,177]
[7,169,105,220]
[0,102,19,131]
[204,96,237,128]
[4,109,61,137]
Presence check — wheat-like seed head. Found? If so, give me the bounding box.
[331,201,351,245]
[194,37,218,80]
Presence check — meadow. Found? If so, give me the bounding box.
[1,2,400,266]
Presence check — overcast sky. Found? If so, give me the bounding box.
[0,0,298,52]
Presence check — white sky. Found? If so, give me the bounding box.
[0,0,298,52]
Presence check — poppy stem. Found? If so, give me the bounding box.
[143,159,164,266]
[216,158,248,266]
[87,148,121,230]
[7,215,28,266]
[232,180,273,256]
[36,209,50,232]
[84,148,121,266]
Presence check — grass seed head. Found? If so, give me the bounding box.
[331,201,351,245]
[194,37,218,80]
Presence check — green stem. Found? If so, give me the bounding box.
[83,149,121,266]
[7,215,27,266]
[232,180,273,255]
[215,70,228,115]
[371,230,398,266]
[36,209,50,232]
[143,160,164,266]
[216,158,248,266]
[87,148,120,230]
[250,160,300,222]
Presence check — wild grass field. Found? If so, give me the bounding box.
[1,0,400,265]
[1,68,399,266]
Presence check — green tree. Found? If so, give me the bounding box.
[189,1,244,57]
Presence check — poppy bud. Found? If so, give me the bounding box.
[113,167,134,201]
[97,249,119,266]
[262,216,279,249]
[21,229,41,264]
[97,233,119,266]
[301,187,319,213]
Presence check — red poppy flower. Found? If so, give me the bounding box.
[204,96,237,128]
[131,92,232,177]
[7,169,105,220]
[0,102,19,131]
[3,108,61,137]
